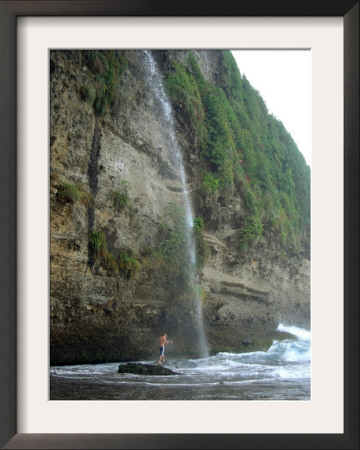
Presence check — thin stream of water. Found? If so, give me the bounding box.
[143,51,208,357]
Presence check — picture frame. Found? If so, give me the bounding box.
[0,1,358,448]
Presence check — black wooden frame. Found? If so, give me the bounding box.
[0,1,358,448]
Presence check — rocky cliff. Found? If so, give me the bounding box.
[50,50,310,365]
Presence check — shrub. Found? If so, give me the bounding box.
[239,241,248,252]
[103,251,119,274]
[112,190,129,211]
[240,215,263,244]
[57,183,80,204]
[194,216,204,232]
[117,248,141,279]
[57,181,93,208]
[164,60,206,141]
[242,187,258,215]
[157,205,209,281]
[112,180,132,212]
[93,96,106,116]
[201,173,218,194]
[157,203,191,281]
[233,159,246,184]
[79,85,96,104]
[280,218,299,251]
[85,50,129,117]
[88,232,141,277]
[88,231,108,258]
[142,246,154,257]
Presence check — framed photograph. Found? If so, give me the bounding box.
[0,1,358,449]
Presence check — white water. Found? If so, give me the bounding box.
[142,51,208,357]
[51,324,311,400]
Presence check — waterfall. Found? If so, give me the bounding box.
[143,50,209,358]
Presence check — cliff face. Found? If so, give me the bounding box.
[50,50,310,365]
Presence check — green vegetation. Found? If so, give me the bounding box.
[54,176,93,208]
[88,231,108,259]
[240,215,263,243]
[112,180,132,212]
[57,183,80,204]
[117,247,141,279]
[239,215,263,251]
[156,203,209,284]
[79,85,96,104]
[164,59,206,142]
[201,173,219,194]
[164,51,310,251]
[102,251,119,274]
[83,50,128,116]
[194,215,204,233]
[193,216,210,270]
[157,203,190,281]
[88,231,140,277]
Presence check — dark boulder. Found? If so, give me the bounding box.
[118,362,179,376]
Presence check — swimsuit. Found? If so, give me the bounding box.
[159,346,164,356]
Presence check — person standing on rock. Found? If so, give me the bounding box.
[158,333,173,364]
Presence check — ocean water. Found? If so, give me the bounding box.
[50,324,311,401]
